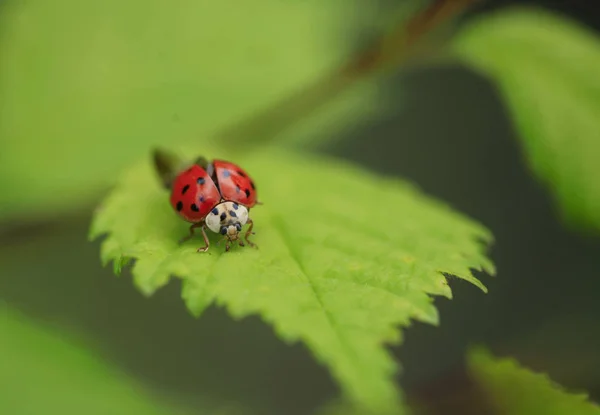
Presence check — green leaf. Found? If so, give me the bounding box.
[90,146,495,413]
[469,347,600,415]
[452,8,600,231]
[0,0,383,221]
[0,305,223,415]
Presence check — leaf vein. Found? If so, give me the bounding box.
[269,212,360,364]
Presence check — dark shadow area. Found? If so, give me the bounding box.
[465,0,600,33]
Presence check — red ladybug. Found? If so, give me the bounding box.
[153,148,259,252]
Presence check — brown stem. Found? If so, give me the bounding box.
[216,0,480,148]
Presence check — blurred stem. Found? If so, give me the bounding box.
[216,0,481,149]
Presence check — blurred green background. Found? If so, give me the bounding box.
[1,0,599,414]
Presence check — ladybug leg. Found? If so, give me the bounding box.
[197,225,210,253]
[179,223,210,253]
[244,218,257,248]
[216,236,231,252]
[179,222,202,244]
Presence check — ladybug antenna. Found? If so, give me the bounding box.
[152,147,184,189]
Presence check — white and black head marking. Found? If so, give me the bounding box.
[205,201,249,241]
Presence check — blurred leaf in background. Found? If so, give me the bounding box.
[0,304,246,415]
[469,347,600,415]
[90,146,494,413]
[452,7,600,232]
[0,0,396,221]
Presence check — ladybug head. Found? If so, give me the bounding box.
[205,201,249,241]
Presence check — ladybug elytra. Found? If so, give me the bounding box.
[153,148,260,253]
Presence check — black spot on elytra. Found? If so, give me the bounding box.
[197,177,205,185]
[176,201,183,211]
[220,213,227,221]
[237,170,246,178]
[199,196,205,203]
[244,188,251,198]
[191,204,199,212]
[181,184,190,195]
[250,180,256,190]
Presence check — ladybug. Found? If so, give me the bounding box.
[152,148,260,253]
